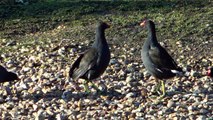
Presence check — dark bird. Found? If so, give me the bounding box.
[207,67,213,77]
[140,20,183,99]
[0,65,19,83]
[69,21,110,93]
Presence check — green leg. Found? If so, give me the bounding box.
[160,80,166,97]
[149,79,160,99]
[90,82,99,91]
[149,79,166,104]
[154,80,166,103]
[84,80,102,94]
[83,81,91,94]
[155,80,162,95]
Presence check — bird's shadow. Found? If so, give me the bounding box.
[60,87,125,101]
[9,87,125,103]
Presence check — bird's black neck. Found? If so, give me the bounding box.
[147,24,158,45]
[93,28,106,47]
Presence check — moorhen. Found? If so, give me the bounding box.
[69,21,110,93]
[140,20,183,99]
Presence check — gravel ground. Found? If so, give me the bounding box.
[0,26,212,119]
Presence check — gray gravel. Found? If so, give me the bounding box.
[0,33,212,119]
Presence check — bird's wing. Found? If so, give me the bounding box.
[69,48,99,80]
[148,45,179,71]
[69,54,84,77]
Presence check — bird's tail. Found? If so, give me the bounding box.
[171,67,184,76]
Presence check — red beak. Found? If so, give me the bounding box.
[207,69,211,76]
[140,21,146,27]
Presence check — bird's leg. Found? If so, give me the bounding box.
[149,78,160,99]
[155,79,162,95]
[83,81,91,94]
[154,80,166,97]
[91,82,99,91]
[151,80,166,103]
[151,78,161,95]
[148,79,166,104]
[160,80,166,97]
[154,79,166,97]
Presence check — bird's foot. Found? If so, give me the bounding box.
[148,89,166,104]
[95,89,106,95]
[148,94,165,104]
[83,81,92,95]
[84,90,92,95]
[91,83,107,95]
[63,81,81,92]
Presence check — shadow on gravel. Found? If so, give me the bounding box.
[12,87,125,103]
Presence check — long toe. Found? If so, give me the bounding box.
[148,95,165,104]
[91,82,101,92]
[155,81,162,95]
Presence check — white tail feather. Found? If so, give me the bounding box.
[171,70,183,76]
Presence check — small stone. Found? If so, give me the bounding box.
[188,106,194,112]
[190,71,201,77]
[34,109,45,120]
[22,67,31,72]
[199,109,208,114]
[110,59,117,65]
[58,47,65,55]
[143,71,151,77]
[0,97,4,103]
[167,100,175,108]
[157,110,163,115]
[126,76,133,83]
[172,94,181,101]
[196,115,206,120]
[98,82,107,92]
[179,116,187,120]
[117,104,124,109]
[125,92,135,98]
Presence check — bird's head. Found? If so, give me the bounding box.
[140,19,155,28]
[98,21,110,30]
[140,19,147,27]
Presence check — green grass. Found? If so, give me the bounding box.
[0,0,212,57]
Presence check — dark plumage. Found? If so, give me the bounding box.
[140,20,182,98]
[0,65,19,83]
[69,22,110,92]
[207,67,213,77]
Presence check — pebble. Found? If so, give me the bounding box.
[172,94,181,102]
[125,92,135,98]
[188,106,194,112]
[167,100,175,108]
[196,115,206,120]
[199,109,209,114]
